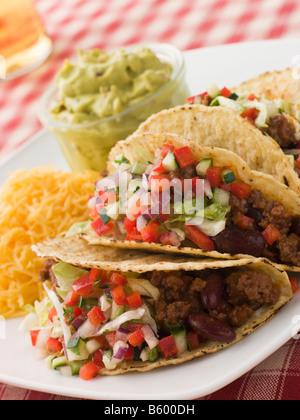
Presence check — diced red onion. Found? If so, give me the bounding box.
[99,295,112,312]
[136,215,148,232]
[142,174,149,190]
[115,328,130,342]
[113,340,129,360]
[76,319,95,339]
[36,327,51,349]
[204,179,213,199]
[126,210,136,222]
[71,315,86,331]
[62,342,69,362]
[168,231,181,247]
[141,325,159,350]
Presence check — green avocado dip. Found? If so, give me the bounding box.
[47,46,190,172]
[52,48,173,123]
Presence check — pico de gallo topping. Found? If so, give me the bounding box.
[187,84,300,173]
[86,144,243,252]
[79,142,300,268]
[20,261,283,380]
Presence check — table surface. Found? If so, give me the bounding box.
[1,0,300,401]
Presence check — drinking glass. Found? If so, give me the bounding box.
[0,0,52,80]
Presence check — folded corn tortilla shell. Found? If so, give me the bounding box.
[132,105,300,194]
[234,67,300,115]
[32,235,292,376]
[83,132,300,272]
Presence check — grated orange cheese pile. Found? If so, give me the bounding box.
[0,167,98,319]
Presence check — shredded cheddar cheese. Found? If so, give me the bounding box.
[0,167,98,319]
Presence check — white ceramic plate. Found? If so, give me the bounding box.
[1,39,300,400]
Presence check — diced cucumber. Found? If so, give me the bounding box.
[212,96,245,114]
[197,219,226,237]
[131,161,148,175]
[66,338,89,362]
[162,151,179,172]
[207,83,221,99]
[196,158,213,177]
[128,178,143,192]
[114,154,130,166]
[99,208,111,225]
[229,93,239,100]
[221,171,236,184]
[70,360,87,376]
[212,187,230,207]
[86,339,102,355]
[45,355,56,370]
[286,155,295,167]
[102,350,117,370]
[274,98,292,115]
[172,329,188,356]
[52,356,68,370]
[111,300,124,320]
[106,202,119,220]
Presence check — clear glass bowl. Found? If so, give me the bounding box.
[38,43,190,172]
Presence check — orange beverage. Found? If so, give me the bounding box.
[0,0,52,79]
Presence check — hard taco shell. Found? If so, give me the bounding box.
[32,235,292,375]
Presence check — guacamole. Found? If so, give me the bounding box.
[47,46,190,172]
[52,48,173,123]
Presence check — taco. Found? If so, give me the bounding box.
[81,132,300,272]
[134,93,300,191]
[186,82,300,170]
[25,235,292,378]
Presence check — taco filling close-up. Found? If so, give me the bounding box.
[23,236,291,380]
[187,85,300,172]
[82,132,300,270]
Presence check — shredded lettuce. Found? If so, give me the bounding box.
[66,221,92,237]
[127,278,160,300]
[52,262,88,297]
[34,298,53,327]
[202,203,231,221]
[97,308,145,335]
[170,203,230,224]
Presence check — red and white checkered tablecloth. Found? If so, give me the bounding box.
[1,0,300,401]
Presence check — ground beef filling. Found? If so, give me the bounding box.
[39,259,58,289]
[214,188,300,267]
[266,114,298,149]
[149,269,280,332]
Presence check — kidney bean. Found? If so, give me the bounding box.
[246,207,263,225]
[188,312,236,343]
[201,274,224,310]
[213,228,266,257]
